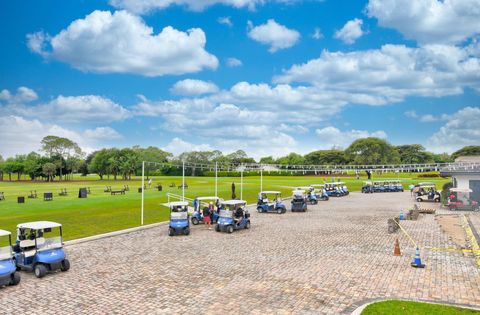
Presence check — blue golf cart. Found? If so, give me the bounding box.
[257,191,287,214]
[0,229,20,286]
[339,182,349,195]
[325,183,344,197]
[361,181,374,193]
[216,200,250,233]
[311,185,329,201]
[168,201,190,236]
[291,190,307,212]
[297,186,318,205]
[13,221,70,278]
[191,196,223,225]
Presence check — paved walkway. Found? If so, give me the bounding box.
[1,192,479,314]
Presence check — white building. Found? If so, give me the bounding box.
[440,156,480,201]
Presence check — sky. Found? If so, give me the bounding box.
[0,0,479,159]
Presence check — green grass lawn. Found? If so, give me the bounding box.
[361,300,480,314]
[0,173,449,240]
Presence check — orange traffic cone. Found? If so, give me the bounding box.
[394,238,401,256]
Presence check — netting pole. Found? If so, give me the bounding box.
[240,167,243,200]
[141,161,145,226]
[182,161,185,201]
[215,162,218,197]
[260,168,263,192]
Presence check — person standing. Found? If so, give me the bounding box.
[209,202,215,223]
[148,178,152,188]
[203,206,211,229]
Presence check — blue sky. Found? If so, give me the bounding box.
[0,0,479,159]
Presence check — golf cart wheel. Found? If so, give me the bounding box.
[276,208,283,214]
[61,259,70,272]
[245,221,251,229]
[434,198,440,202]
[215,225,220,232]
[227,225,234,234]
[416,198,422,202]
[184,227,190,236]
[10,272,20,286]
[34,264,47,278]
[168,228,175,237]
[191,218,199,225]
[257,207,263,213]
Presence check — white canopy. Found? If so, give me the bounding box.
[221,200,247,206]
[310,184,324,188]
[296,186,312,190]
[195,196,220,201]
[168,201,189,207]
[260,191,281,195]
[0,229,11,237]
[17,221,62,230]
[293,189,305,195]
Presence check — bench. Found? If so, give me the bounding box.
[59,188,67,196]
[28,190,38,199]
[169,183,176,188]
[0,192,4,201]
[155,184,163,191]
[104,186,112,193]
[111,190,125,195]
[178,184,188,189]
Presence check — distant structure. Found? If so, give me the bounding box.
[440,156,480,201]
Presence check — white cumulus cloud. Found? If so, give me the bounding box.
[226,57,243,67]
[27,10,218,77]
[217,16,233,27]
[247,19,300,53]
[427,106,480,152]
[162,137,213,156]
[315,127,387,149]
[366,0,480,44]
[84,127,123,140]
[0,87,38,103]
[334,18,364,44]
[170,79,219,96]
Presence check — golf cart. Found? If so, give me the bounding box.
[325,183,345,197]
[296,186,318,204]
[191,196,223,225]
[13,221,70,278]
[447,188,479,211]
[362,181,373,193]
[291,190,307,212]
[0,229,20,286]
[338,182,349,195]
[311,184,329,201]
[216,200,250,233]
[414,185,441,203]
[168,201,190,236]
[257,191,286,214]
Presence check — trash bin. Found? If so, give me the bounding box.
[158,185,162,191]
[138,188,142,193]
[17,196,25,204]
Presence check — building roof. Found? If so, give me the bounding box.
[440,162,480,176]
[455,156,480,163]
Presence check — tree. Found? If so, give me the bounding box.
[24,152,43,180]
[304,150,346,165]
[432,152,453,163]
[345,137,400,165]
[133,146,172,178]
[259,156,275,164]
[42,163,56,182]
[89,149,112,180]
[0,154,4,181]
[225,150,256,166]
[452,146,480,160]
[41,136,82,181]
[395,144,434,164]
[276,153,305,166]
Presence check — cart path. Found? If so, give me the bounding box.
[1,192,480,314]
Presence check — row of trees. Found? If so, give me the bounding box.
[1,136,479,181]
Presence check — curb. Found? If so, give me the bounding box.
[462,214,480,268]
[344,298,480,315]
[64,221,168,246]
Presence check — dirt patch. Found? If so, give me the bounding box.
[436,214,468,248]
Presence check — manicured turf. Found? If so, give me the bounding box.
[0,173,449,240]
[361,300,480,314]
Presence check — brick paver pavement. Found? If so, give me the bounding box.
[1,192,479,314]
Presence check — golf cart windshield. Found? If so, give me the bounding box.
[219,209,233,218]
[37,236,62,252]
[0,235,11,260]
[171,206,188,220]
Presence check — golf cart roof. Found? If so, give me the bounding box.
[419,182,435,186]
[310,184,324,187]
[168,201,189,207]
[296,186,312,190]
[364,181,373,184]
[293,189,305,195]
[260,191,281,194]
[450,188,473,193]
[17,221,62,230]
[195,196,220,201]
[221,200,247,206]
[0,229,11,237]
